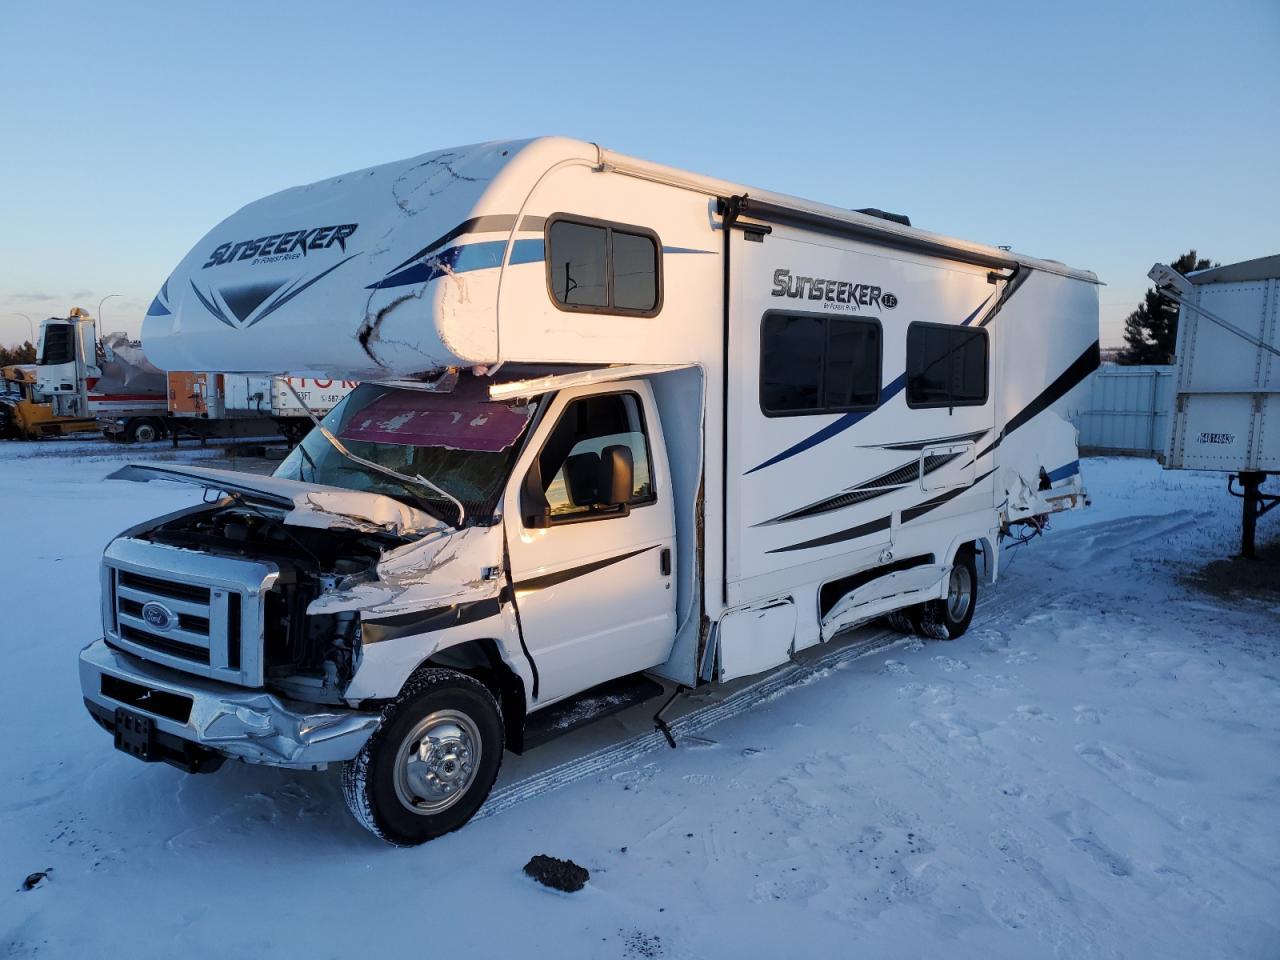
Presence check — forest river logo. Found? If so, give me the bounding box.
[770,269,897,310]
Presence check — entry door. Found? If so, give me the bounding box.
[504,385,676,705]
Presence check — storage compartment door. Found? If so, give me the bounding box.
[718,600,797,682]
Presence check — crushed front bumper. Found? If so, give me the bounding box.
[79,639,380,771]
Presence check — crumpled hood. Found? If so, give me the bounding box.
[107,463,444,538]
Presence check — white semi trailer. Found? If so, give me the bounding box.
[1151,255,1280,556]
[80,137,1099,845]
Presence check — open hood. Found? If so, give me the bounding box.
[108,464,443,538]
[141,139,546,380]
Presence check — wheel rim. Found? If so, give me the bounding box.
[135,424,156,443]
[946,563,973,622]
[392,709,483,815]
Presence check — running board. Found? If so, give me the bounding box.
[820,563,948,641]
[522,674,666,751]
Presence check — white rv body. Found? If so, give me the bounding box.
[82,137,1099,843]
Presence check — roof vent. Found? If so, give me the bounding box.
[855,207,911,227]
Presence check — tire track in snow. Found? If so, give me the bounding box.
[474,530,1106,822]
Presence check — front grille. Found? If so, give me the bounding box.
[120,624,209,663]
[102,538,277,688]
[113,571,221,666]
[119,570,211,604]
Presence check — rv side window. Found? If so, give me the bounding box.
[905,323,988,408]
[760,312,881,416]
[546,216,661,317]
[535,392,656,523]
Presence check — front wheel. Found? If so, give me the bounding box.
[342,668,504,846]
[912,546,978,640]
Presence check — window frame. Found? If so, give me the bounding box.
[544,213,664,319]
[904,321,990,410]
[758,309,883,418]
[529,388,659,528]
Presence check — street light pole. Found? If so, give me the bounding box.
[10,313,33,344]
[97,294,123,330]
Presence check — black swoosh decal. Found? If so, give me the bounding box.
[767,515,892,554]
[901,469,997,524]
[362,596,502,644]
[514,545,658,594]
[976,341,1100,461]
[246,254,358,328]
[874,429,989,452]
[758,451,965,526]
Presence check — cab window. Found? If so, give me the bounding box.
[534,392,654,522]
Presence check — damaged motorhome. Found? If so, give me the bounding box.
[80,137,1100,844]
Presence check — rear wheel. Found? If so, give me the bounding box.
[342,668,504,846]
[124,418,162,444]
[912,546,978,640]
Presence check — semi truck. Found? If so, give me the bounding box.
[79,137,1099,845]
[36,311,170,442]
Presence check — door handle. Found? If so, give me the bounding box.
[660,547,671,576]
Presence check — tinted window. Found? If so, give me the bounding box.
[547,217,661,315]
[612,231,658,311]
[549,221,608,307]
[761,313,881,415]
[40,324,75,365]
[538,393,654,521]
[906,324,988,407]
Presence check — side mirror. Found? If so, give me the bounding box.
[599,445,634,511]
[521,460,551,528]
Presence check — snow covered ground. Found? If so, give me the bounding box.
[1,444,1277,959]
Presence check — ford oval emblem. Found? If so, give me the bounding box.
[141,601,176,632]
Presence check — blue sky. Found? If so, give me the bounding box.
[2,0,1276,349]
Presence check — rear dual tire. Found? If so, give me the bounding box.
[885,545,978,641]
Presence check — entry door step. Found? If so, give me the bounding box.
[524,674,666,750]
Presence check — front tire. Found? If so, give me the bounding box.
[342,668,504,846]
[912,545,978,640]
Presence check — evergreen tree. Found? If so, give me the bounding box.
[1119,250,1214,364]
[0,341,36,366]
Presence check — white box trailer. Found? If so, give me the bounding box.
[80,137,1099,845]
[1152,255,1280,555]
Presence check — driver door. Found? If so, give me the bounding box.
[504,383,676,705]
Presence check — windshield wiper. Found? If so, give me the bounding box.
[282,379,467,528]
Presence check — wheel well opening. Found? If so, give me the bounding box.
[818,553,935,618]
[421,639,528,753]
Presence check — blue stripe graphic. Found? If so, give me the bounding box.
[508,239,545,265]
[746,373,908,475]
[367,241,506,290]
[369,239,714,290]
[1045,459,1079,484]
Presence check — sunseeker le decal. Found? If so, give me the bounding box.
[770,268,896,310]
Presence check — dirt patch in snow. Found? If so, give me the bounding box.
[522,854,589,892]
[1184,537,1280,601]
